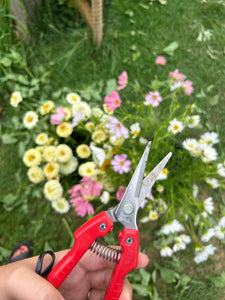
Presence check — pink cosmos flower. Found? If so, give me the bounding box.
[182,80,194,95]
[111,154,131,174]
[105,116,129,139]
[50,107,66,125]
[169,69,185,82]
[144,91,162,107]
[117,71,128,90]
[155,56,166,65]
[116,186,127,201]
[80,177,103,197]
[68,184,82,199]
[70,197,94,217]
[104,91,121,111]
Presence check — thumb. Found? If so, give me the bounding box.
[6,265,64,300]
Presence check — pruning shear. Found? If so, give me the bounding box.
[45,142,172,299]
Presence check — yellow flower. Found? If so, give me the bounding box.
[59,156,78,175]
[40,101,54,115]
[43,162,59,179]
[149,210,159,220]
[72,101,91,119]
[110,136,125,146]
[35,146,45,157]
[23,148,42,167]
[63,107,72,120]
[85,122,95,132]
[43,146,57,162]
[76,144,91,159]
[66,93,81,105]
[51,198,70,214]
[27,166,44,183]
[10,91,22,107]
[78,162,97,177]
[92,130,108,143]
[35,133,48,145]
[103,104,114,115]
[57,144,72,163]
[56,122,73,138]
[23,111,38,129]
[47,138,54,145]
[43,180,63,201]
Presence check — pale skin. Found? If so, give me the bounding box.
[0,249,149,300]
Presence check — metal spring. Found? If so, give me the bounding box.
[90,240,121,264]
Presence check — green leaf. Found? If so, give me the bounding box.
[0,57,12,67]
[131,283,149,296]
[132,51,141,61]
[159,267,175,283]
[163,41,179,56]
[1,134,17,144]
[209,95,219,106]
[139,268,151,285]
[105,79,117,95]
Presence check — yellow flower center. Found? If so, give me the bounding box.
[114,99,119,104]
[162,168,168,175]
[173,125,179,130]
[26,116,33,123]
[47,165,54,172]
[28,154,35,161]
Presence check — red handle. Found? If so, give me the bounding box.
[103,228,139,300]
[46,212,113,288]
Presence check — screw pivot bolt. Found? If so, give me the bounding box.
[126,237,133,244]
[99,223,106,230]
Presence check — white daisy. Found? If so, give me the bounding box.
[161,219,184,235]
[27,166,45,183]
[175,234,191,244]
[168,118,184,134]
[204,197,214,215]
[160,246,173,257]
[217,163,225,177]
[23,111,39,129]
[201,228,215,242]
[182,138,200,156]
[10,91,22,107]
[200,132,219,145]
[192,184,199,198]
[157,168,169,180]
[66,93,81,105]
[200,146,218,163]
[205,178,220,189]
[100,191,110,204]
[185,115,200,128]
[51,198,70,214]
[130,122,141,139]
[173,241,186,252]
[218,216,225,228]
[214,226,225,240]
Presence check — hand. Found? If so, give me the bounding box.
[0,248,149,300]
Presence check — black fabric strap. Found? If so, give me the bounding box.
[35,250,55,278]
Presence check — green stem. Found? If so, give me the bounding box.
[62,217,74,241]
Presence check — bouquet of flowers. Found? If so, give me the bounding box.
[4,56,225,264]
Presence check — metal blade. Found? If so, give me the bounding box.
[138,152,172,208]
[113,141,152,230]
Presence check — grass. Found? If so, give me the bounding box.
[1,0,225,298]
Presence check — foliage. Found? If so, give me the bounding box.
[2,58,225,269]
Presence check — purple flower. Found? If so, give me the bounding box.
[105,116,129,139]
[50,107,66,125]
[144,91,162,107]
[69,110,85,128]
[111,154,131,174]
